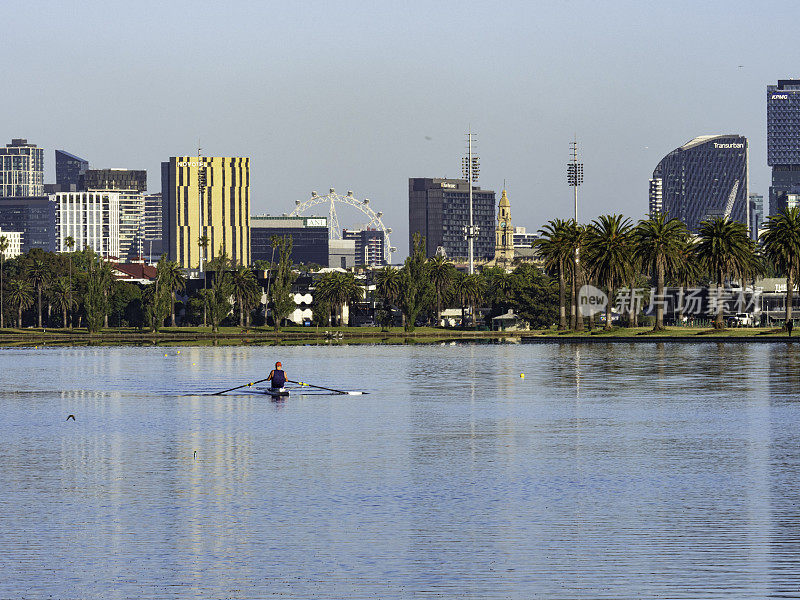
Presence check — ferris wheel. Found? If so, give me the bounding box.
[289,188,395,264]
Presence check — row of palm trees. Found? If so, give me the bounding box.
[536,208,800,331]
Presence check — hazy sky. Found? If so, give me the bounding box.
[4,0,798,258]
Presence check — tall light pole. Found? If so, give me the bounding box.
[567,137,583,221]
[567,137,584,330]
[462,129,480,274]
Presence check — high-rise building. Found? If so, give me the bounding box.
[53,192,120,258]
[83,168,147,192]
[648,178,663,216]
[0,139,44,198]
[143,193,163,261]
[512,226,537,248]
[250,215,329,266]
[343,228,385,267]
[55,150,88,191]
[0,228,23,259]
[749,193,765,239]
[649,135,748,232]
[84,168,146,261]
[493,189,514,267]
[161,156,250,268]
[408,178,495,259]
[0,197,57,251]
[767,80,800,216]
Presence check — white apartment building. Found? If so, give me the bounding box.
[53,192,120,259]
[0,228,22,259]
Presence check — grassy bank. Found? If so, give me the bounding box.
[0,325,513,347]
[1,325,799,347]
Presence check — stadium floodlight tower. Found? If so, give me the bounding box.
[567,137,583,222]
[462,129,480,274]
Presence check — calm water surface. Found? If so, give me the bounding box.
[2,342,800,599]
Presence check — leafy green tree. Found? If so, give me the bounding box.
[695,217,756,329]
[230,266,261,326]
[427,255,455,326]
[49,277,75,329]
[109,282,142,327]
[64,235,76,327]
[0,235,7,329]
[7,278,33,328]
[452,272,485,328]
[584,215,634,330]
[268,236,297,330]
[204,272,234,333]
[536,219,573,330]
[374,266,402,331]
[315,271,363,326]
[508,263,558,329]
[633,214,689,330]
[26,258,50,328]
[83,258,110,333]
[397,233,433,331]
[761,207,800,329]
[159,259,185,326]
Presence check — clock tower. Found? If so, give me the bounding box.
[494,189,514,268]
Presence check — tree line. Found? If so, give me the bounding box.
[535,208,800,331]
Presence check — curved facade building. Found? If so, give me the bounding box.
[649,135,748,233]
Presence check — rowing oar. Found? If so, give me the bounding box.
[212,377,271,396]
[287,379,366,395]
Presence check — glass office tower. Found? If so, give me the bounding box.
[649,135,748,233]
[767,80,800,216]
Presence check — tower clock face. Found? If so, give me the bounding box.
[501,222,506,228]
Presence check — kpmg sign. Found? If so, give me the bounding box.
[772,94,789,100]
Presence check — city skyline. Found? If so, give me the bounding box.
[3,1,798,257]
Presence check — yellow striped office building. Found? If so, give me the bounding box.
[161,156,250,268]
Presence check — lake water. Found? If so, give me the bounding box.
[2,341,800,599]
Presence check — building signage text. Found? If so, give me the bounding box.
[714,142,744,149]
[772,94,789,100]
[440,182,456,188]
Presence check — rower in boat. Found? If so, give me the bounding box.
[266,362,289,397]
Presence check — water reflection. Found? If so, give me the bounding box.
[2,343,800,598]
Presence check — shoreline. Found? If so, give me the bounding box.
[1,326,799,346]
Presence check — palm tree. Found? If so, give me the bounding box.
[536,219,573,330]
[633,213,689,331]
[695,217,755,329]
[761,207,800,329]
[0,235,7,329]
[26,259,50,328]
[230,266,260,326]
[7,279,33,328]
[452,272,484,328]
[160,259,186,326]
[315,271,363,326]
[427,255,455,326]
[64,235,75,327]
[584,215,633,330]
[50,277,75,329]
[374,266,402,330]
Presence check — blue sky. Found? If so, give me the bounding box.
[4,0,798,256]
